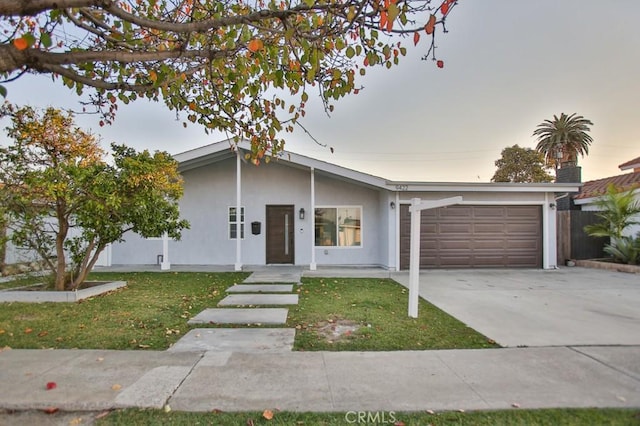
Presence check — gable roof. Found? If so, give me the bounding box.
[174,139,389,189]
[574,172,640,201]
[174,139,581,193]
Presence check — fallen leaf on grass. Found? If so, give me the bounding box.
[94,411,110,420]
[45,382,57,390]
[263,409,274,420]
[0,329,5,334]
[24,328,33,334]
[164,404,171,412]
[38,331,48,337]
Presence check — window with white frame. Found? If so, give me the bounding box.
[314,206,362,247]
[228,206,245,239]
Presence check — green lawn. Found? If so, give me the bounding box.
[290,277,497,351]
[0,272,248,350]
[97,408,640,426]
[0,272,496,351]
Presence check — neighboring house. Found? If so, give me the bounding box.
[104,140,579,271]
[574,156,640,238]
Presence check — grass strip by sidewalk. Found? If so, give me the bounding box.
[96,408,640,425]
[289,277,497,351]
[0,273,495,351]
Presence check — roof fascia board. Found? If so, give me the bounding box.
[386,182,582,193]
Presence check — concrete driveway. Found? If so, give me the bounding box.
[392,268,640,347]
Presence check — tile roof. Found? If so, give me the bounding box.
[575,172,640,200]
[619,156,640,171]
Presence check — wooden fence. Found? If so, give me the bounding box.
[556,211,608,264]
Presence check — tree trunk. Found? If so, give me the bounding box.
[0,215,6,275]
[55,205,69,291]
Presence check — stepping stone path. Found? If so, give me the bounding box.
[188,308,289,325]
[171,268,302,353]
[226,284,293,293]
[218,294,298,306]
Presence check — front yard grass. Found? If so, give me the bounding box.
[0,272,496,351]
[290,277,497,351]
[97,407,640,425]
[0,272,248,350]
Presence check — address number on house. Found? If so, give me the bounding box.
[395,185,409,191]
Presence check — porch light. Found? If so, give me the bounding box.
[390,201,396,209]
[299,208,305,220]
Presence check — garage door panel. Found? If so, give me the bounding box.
[507,207,541,218]
[473,239,508,250]
[505,223,540,234]
[507,239,539,249]
[473,206,506,217]
[438,223,472,234]
[440,206,472,217]
[400,204,542,269]
[473,223,507,234]
[438,240,474,250]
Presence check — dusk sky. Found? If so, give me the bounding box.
[3,0,639,183]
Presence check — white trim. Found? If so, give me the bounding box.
[310,167,316,270]
[234,151,242,271]
[542,193,551,269]
[390,182,581,193]
[160,233,171,270]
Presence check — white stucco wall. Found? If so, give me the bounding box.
[111,157,389,267]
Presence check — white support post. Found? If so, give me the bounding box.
[234,150,242,271]
[408,196,463,318]
[160,233,171,270]
[310,167,317,270]
[408,198,421,318]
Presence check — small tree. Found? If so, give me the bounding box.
[491,145,554,183]
[584,184,640,264]
[0,105,189,289]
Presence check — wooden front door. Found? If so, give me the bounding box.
[266,205,295,264]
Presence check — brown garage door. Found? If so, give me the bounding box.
[400,205,542,269]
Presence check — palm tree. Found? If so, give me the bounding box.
[533,113,593,170]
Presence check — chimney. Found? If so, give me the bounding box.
[555,165,582,210]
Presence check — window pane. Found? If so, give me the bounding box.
[338,207,361,246]
[229,207,237,222]
[315,208,337,246]
[240,223,245,239]
[229,223,237,239]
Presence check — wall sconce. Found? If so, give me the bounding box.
[299,208,305,220]
[549,203,556,209]
[390,201,396,210]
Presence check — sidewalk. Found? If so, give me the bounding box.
[1,346,639,413]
